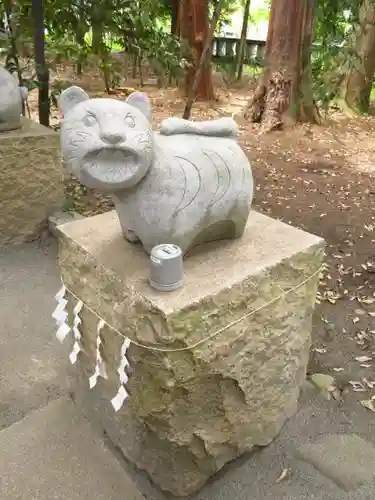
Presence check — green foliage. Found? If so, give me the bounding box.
[117,1,186,79]
[211,0,240,35]
[312,0,363,110]
[0,0,188,95]
[2,0,373,120]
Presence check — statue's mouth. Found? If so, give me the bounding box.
[82,148,139,189]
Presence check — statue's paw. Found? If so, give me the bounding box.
[124,229,140,243]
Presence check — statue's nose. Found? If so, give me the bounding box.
[101,130,126,145]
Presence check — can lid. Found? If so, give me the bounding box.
[151,244,182,260]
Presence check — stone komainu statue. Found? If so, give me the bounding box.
[0,67,28,132]
[59,86,254,255]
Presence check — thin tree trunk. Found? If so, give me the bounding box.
[244,0,319,131]
[32,0,50,127]
[91,22,102,54]
[138,55,144,87]
[171,0,179,35]
[76,29,85,75]
[132,54,137,78]
[181,0,215,100]
[76,1,86,75]
[339,0,375,114]
[183,0,225,118]
[235,0,251,81]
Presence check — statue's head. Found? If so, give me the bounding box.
[59,86,154,191]
[0,67,28,132]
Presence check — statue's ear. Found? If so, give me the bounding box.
[126,91,150,120]
[59,86,90,116]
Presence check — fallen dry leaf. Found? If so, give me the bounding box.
[362,378,375,389]
[349,381,367,392]
[360,399,375,412]
[314,348,327,354]
[275,468,290,483]
[355,355,372,363]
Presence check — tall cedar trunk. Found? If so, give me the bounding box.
[181,0,215,100]
[339,0,375,114]
[32,0,49,127]
[235,0,251,81]
[244,0,319,131]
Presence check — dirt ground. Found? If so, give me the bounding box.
[28,67,375,404]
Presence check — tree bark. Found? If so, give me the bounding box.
[183,0,225,118]
[76,0,86,75]
[32,0,50,127]
[181,0,215,100]
[235,0,251,81]
[91,23,102,55]
[339,0,375,114]
[244,0,319,131]
[171,0,179,35]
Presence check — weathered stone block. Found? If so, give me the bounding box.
[0,117,63,246]
[58,210,324,497]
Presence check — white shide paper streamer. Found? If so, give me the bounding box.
[69,300,83,364]
[111,337,131,411]
[89,319,108,389]
[53,285,71,343]
[53,285,133,412]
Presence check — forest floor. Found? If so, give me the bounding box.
[28,64,375,410]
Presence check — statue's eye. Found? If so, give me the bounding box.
[124,114,135,128]
[83,114,97,127]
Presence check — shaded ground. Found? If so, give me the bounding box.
[28,69,375,407]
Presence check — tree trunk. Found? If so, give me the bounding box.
[244,0,319,131]
[181,0,215,100]
[91,23,102,55]
[76,1,86,75]
[171,0,179,35]
[339,0,375,114]
[32,0,50,127]
[235,0,251,81]
[91,2,104,56]
[183,0,225,118]
[76,29,85,75]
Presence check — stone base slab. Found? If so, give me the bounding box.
[48,210,85,238]
[295,434,375,492]
[58,210,324,497]
[0,117,63,246]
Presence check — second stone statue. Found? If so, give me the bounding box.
[59,86,253,255]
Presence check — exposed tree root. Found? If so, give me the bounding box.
[299,98,321,125]
[244,70,321,132]
[334,97,361,118]
[244,71,291,132]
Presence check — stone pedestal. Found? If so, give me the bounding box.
[0,117,63,246]
[58,210,324,497]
